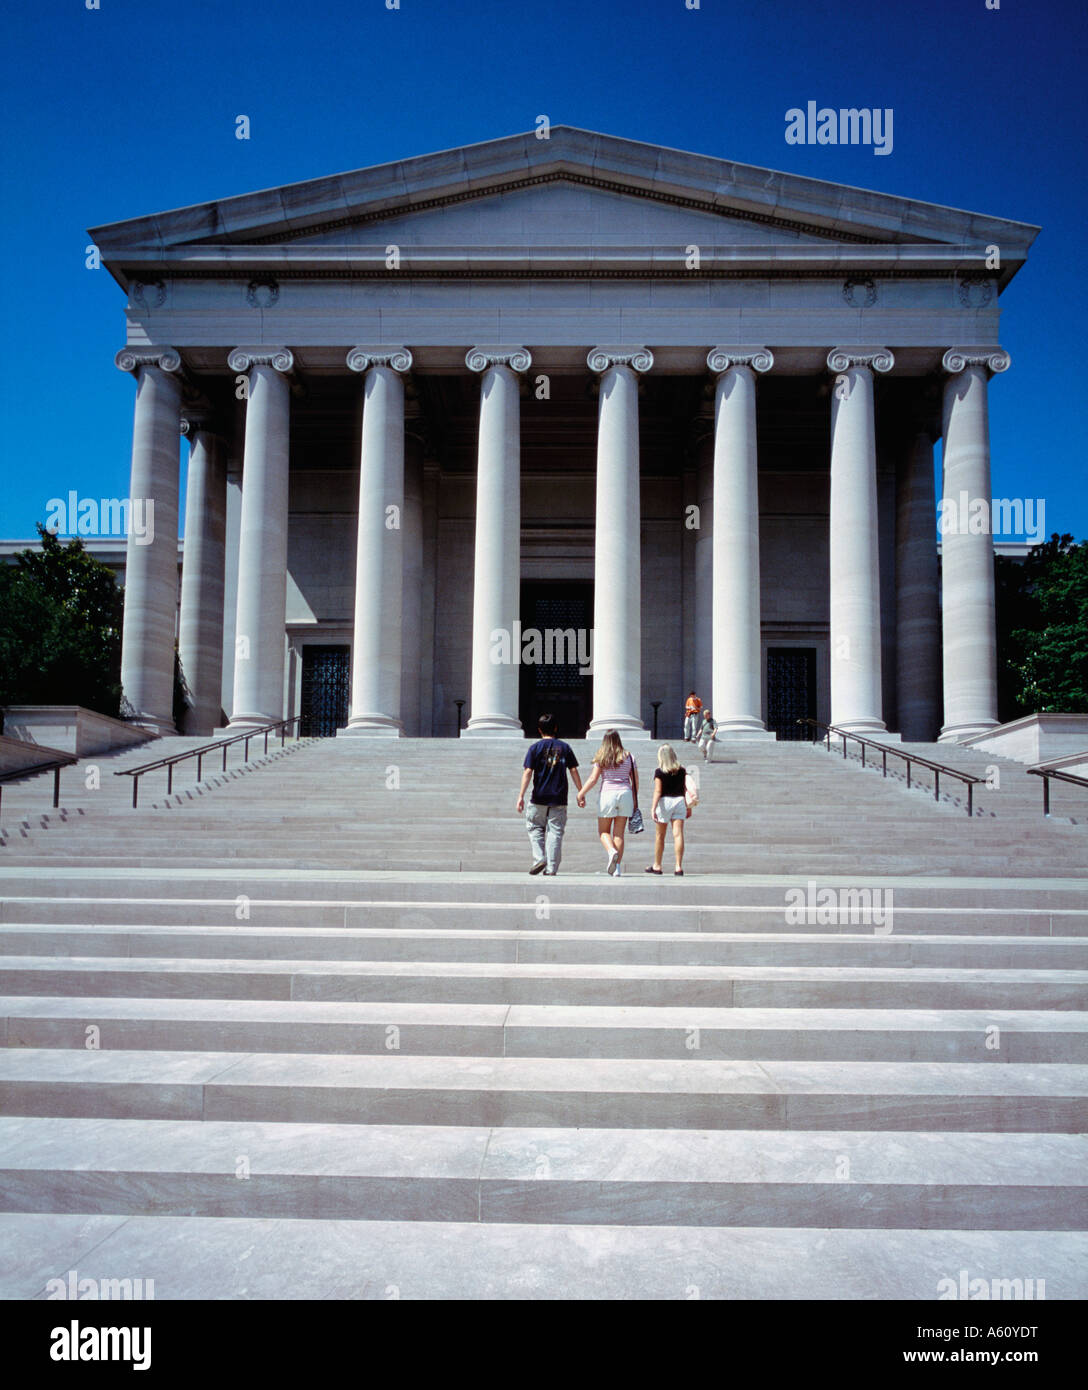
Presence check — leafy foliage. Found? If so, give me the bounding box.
[0,526,124,717]
[995,533,1088,717]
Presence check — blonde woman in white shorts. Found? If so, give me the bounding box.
[645,743,690,876]
[577,729,638,876]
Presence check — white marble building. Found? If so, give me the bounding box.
[89,128,1038,744]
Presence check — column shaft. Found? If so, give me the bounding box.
[228,353,292,728]
[345,355,408,735]
[178,421,226,735]
[464,350,527,737]
[827,351,892,734]
[939,350,1007,740]
[588,351,649,736]
[896,426,941,741]
[116,351,182,734]
[709,354,774,741]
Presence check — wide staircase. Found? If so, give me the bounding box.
[0,734,1085,1299]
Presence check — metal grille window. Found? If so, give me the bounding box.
[300,645,350,737]
[766,647,817,741]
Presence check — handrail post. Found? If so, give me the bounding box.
[934,769,940,802]
[222,743,228,771]
[245,735,251,760]
[167,763,173,796]
[906,762,911,790]
[967,783,973,817]
[882,750,887,778]
[1043,775,1050,817]
[861,742,866,768]
[133,775,140,809]
[197,752,203,781]
[53,766,61,808]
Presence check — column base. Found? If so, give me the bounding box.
[939,720,999,743]
[831,717,889,737]
[462,717,523,738]
[224,715,283,733]
[586,719,651,741]
[341,715,404,737]
[711,718,777,742]
[125,715,177,737]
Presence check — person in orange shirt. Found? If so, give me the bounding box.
[684,691,703,742]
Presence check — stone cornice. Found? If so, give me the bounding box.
[942,346,1010,376]
[707,346,774,374]
[587,346,653,374]
[827,347,894,374]
[465,347,532,374]
[115,346,182,375]
[347,346,413,373]
[226,346,295,373]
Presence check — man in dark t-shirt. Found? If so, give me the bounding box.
[516,713,582,875]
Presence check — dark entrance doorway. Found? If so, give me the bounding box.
[519,581,594,740]
[300,645,350,737]
[766,646,817,740]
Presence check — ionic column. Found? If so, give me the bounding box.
[895,400,941,742]
[707,347,776,744]
[178,413,227,735]
[115,347,183,734]
[462,347,531,738]
[587,347,652,737]
[342,347,412,736]
[400,430,425,738]
[827,347,894,735]
[226,347,293,728]
[938,347,1009,741]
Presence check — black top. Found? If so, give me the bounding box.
[654,766,686,797]
[524,738,580,805]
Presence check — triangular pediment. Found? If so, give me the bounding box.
[89,126,1039,286]
[280,178,836,248]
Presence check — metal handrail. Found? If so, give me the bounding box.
[114,717,302,807]
[1026,765,1088,817]
[0,755,79,817]
[798,718,984,816]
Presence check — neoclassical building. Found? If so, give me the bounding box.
[90,128,1037,745]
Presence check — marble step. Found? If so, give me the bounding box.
[2,956,1084,1008]
[0,1049,1084,1131]
[3,898,1084,935]
[1,1209,1082,1299]
[1,1117,1083,1230]
[4,997,1086,1061]
[2,924,1085,968]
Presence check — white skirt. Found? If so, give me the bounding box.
[599,786,634,819]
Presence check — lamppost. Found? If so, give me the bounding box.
[454,699,465,736]
[651,701,662,739]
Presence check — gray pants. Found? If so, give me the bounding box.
[526,802,568,871]
[684,712,700,741]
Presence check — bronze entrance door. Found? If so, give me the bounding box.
[299,645,350,737]
[518,581,594,740]
[766,646,817,740]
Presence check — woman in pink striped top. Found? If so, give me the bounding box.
[576,729,639,877]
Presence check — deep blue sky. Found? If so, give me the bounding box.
[1,0,1084,540]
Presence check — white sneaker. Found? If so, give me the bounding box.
[606,849,619,875]
[614,861,623,877]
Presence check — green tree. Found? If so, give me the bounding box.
[0,526,124,717]
[995,533,1088,717]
